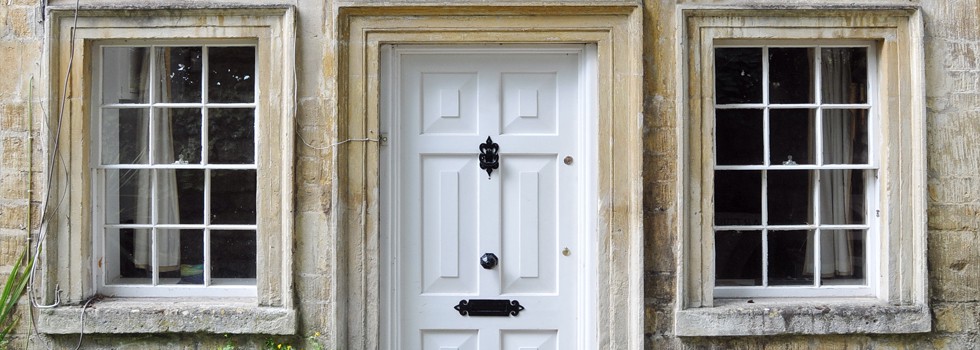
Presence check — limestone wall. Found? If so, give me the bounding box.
[0,0,974,348]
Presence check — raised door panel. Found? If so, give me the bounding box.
[500,156,559,295]
[420,72,479,135]
[500,330,558,350]
[501,73,558,135]
[421,330,480,350]
[419,156,480,294]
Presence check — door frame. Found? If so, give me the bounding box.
[337,6,644,349]
[379,43,599,349]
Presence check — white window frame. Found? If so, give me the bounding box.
[676,6,930,336]
[711,41,880,299]
[39,6,296,334]
[92,41,260,297]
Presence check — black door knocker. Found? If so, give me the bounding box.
[478,136,499,179]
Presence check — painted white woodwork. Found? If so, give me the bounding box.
[502,73,560,134]
[93,44,259,297]
[383,45,588,349]
[423,73,479,134]
[500,330,558,350]
[441,89,462,118]
[421,330,478,350]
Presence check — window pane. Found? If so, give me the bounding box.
[155,229,205,285]
[104,169,151,225]
[715,48,762,104]
[817,230,866,286]
[209,47,256,103]
[101,108,148,165]
[208,108,255,164]
[716,109,763,165]
[819,170,867,225]
[768,230,814,286]
[102,47,149,105]
[156,47,203,103]
[211,230,257,281]
[769,48,814,104]
[210,170,256,225]
[821,48,868,104]
[154,108,202,165]
[715,230,762,286]
[153,228,182,284]
[156,169,204,225]
[715,170,761,226]
[770,109,814,165]
[767,170,812,225]
[106,228,152,285]
[822,109,869,164]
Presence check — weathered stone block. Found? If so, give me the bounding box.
[643,300,675,337]
[0,171,28,200]
[296,183,326,213]
[296,125,331,153]
[927,204,980,232]
[0,103,27,131]
[0,134,28,171]
[295,211,331,274]
[0,203,27,230]
[7,6,37,38]
[645,211,676,273]
[644,271,675,302]
[297,301,331,340]
[297,155,322,186]
[928,176,979,204]
[932,302,980,333]
[296,270,332,302]
[37,299,297,334]
[928,231,980,302]
[0,42,38,100]
[0,232,27,268]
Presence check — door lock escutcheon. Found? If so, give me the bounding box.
[480,253,498,269]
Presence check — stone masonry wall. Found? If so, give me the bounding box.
[644,0,980,349]
[0,0,45,347]
[0,0,976,349]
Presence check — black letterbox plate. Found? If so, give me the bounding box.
[454,299,524,316]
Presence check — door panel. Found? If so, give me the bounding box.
[500,330,558,350]
[501,72,558,134]
[385,45,588,349]
[421,330,479,350]
[501,156,558,295]
[420,156,479,294]
[420,72,479,134]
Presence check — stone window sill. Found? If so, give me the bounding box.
[675,298,931,336]
[36,298,296,335]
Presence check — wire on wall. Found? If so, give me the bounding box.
[24,1,81,349]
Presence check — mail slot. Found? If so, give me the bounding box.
[454,299,525,317]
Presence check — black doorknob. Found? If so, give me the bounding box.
[480,253,498,269]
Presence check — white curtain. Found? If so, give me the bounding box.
[131,48,181,273]
[804,48,856,278]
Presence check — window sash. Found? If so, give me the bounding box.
[93,43,259,297]
[711,43,880,298]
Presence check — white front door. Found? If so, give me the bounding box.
[381,45,595,350]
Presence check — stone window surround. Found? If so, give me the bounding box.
[337,5,644,348]
[675,6,930,336]
[37,6,296,334]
